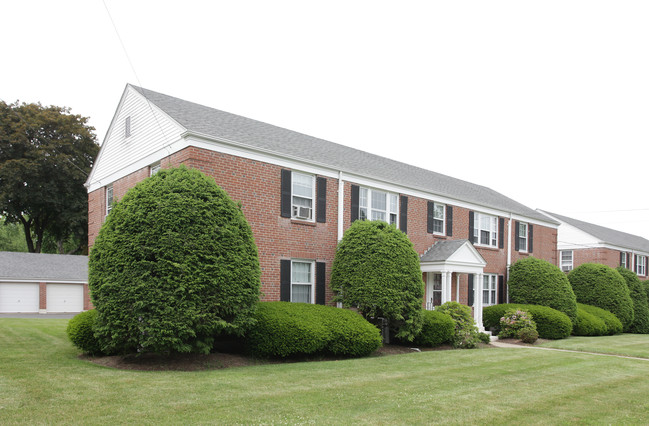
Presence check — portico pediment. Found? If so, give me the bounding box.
[420,239,487,274]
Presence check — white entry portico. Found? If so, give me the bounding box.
[420,240,487,331]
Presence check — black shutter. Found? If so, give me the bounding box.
[514,221,520,251]
[280,259,291,302]
[446,206,453,236]
[427,201,434,234]
[468,211,474,243]
[498,218,505,249]
[350,185,359,223]
[498,275,505,304]
[620,252,625,267]
[468,275,474,306]
[280,169,292,218]
[316,177,327,223]
[315,262,326,305]
[400,195,408,234]
[528,224,534,253]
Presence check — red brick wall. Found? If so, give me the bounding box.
[88,146,558,306]
[572,247,620,269]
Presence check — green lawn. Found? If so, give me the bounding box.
[539,334,649,358]
[3,319,649,424]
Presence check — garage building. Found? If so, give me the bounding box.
[0,251,89,314]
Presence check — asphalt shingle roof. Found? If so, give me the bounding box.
[0,251,88,282]
[131,85,555,224]
[420,239,470,262]
[540,210,649,253]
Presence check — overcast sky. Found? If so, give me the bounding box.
[2,1,648,240]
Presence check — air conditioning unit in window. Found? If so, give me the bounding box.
[293,206,312,220]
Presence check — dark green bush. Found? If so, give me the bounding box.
[573,305,608,336]
[89,166,261,355]
[508,257,577,324]
[616,267,649,334]
[331,220,424,341]
[435,301,481,348]
[478,332,492,344]
[411,310,454,347]
[66,310,102,355]
[578,303,622,335]
[245,302,382,358]
[519,328,539,344]
[568,264,634,331]
[483,303,572,339]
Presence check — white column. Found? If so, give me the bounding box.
[446,271,453,303]
[475,273,484,332]
[337,171,345,242]
[441,270,449,303]
[456,274,460,302]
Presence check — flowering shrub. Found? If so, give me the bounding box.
[498,309,537,340]
[435,302,481,349]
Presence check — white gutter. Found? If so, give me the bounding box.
[506,213,512,303]
[337,171,345,241]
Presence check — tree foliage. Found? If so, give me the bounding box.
[616,267,649,334]
[89,166,261,355]
[0,101,99,253]
[508,256,578,324]
[567,263,634,330]
[330,220,424,341]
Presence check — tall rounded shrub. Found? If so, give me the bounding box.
[508,257,577,324]
[616,267,649,334]
[89,166,261,355]
[568,264,634,331]
[330,220,424,341]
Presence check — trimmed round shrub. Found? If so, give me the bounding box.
[483,303,572,339]
[498,308,537,340]
[508,257,577,324]
[89,166,261,355]
[66,309,102,355]
[568,264,634,331]
[573,305,608,336]
[435,301,481,348]
[519,328,539,344]
[330,220,424,341]
[411,310,454,347]
[616,267,649,334]
[578,303,622,335]
[245,302,382,358]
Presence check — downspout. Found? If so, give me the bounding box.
[337,171,344,242]
[506,213,512,303]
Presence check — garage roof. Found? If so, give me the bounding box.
[0,252,88,282]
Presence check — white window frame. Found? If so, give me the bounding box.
[433,202,446,235]
[359,186,399,227]
[635,255,646,277]
[561,250,573,272]
[474,213,498,248]
[106,184,114,216]
[291,171,315,222]
[291,260,315,304]
[621,252,628,269]
[150,162,161,176]
[518,222,528,252]
[483,274,497,306]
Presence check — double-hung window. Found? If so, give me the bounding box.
[150,162,161,176]
[359,187,398,226]
[483,274,497,306]
[518,222,528,252]
[561,250,573,272]
[474,213,498,247]
[621,252,628,269]
[433,203,445,234]
[291,260,314,303]
[636,255,647,276]
[106,185,114,216]
[291,172,314,221]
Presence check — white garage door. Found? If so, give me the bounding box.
[0,283,40,313]
[47,284,83,313]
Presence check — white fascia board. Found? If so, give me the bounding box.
[0,278,87,284]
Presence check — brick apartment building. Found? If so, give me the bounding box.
[86,84,559,326]
[539,210,649,278]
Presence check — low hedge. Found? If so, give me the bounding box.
[483,304,572,339]
[578,303,623,335]
[66,309,103,355]
[573,305,608,336]
[411,310,454,347]
[616,267,649,334]
[245,302,382,358]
